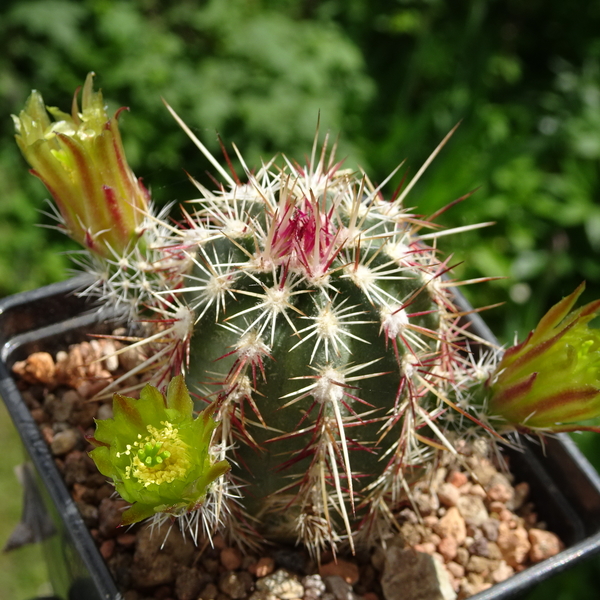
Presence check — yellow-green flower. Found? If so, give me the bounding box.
[13,73,149,258]
[488,283,600,433]
[89,376,230,526]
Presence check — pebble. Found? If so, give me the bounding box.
[302,574,326,600]
[319,559,359,585]
[424,515,439,528]
[400,522,426,546]
[50,428,80,455]
[256,569,304,600]
[202,557,220,575]
[491,561,514,583]
[101,340,120,371]
[456,495,489,527]
[100,539,115,560]
[12,352,56,385]
[248,591,278,600]
[199,583,219,600]
[486,542,503,561]
[131,553,174,588]
[398,507,419,524]
[466,555,493,576]
[75,502,98,527]
[454,547,470,568]
[219,571,253,599]
[471,458,498,488]
[381,547,456,600]
[416,491,440,515]
[414,542,437,555]
[30,407,47,424]
[435,507,467,546]
[460,577,492,597]
[98,497,129,538]
[487,482,513,504]
[97,403,113,420]
[134,523,195,567]
[445,561,464,579]
[176,566,210,600]
[512,482,530,510]
[438,483,460,507]
[221,547,243,570]
[48,391,76,422]
[447,471,468,488]
[323,575,361,600]
[481,518,500,542]
[116,533,137,547]
[468,535,490,558]
[496,523,531,567]
[528,528,562,562]
[437,536,458,562]
[72,482,94,503]
[498,508,514,522]
[62,450,92,486]
[469,484,487,498]
[253,557,275,577]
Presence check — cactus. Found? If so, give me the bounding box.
[13,75,600,558]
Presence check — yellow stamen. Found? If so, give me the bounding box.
[122,423,191,488]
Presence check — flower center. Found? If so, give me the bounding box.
[118,422,191,487]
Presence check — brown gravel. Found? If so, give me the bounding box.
[13,341,565,600]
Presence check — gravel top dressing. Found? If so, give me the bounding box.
[13,339,563,600]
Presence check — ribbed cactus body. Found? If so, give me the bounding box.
[179,158,467,551]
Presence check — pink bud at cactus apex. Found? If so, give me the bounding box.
[12,72,149,257]
[488,283,600,433]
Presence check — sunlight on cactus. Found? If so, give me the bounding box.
[89,375,230,534]
[14,74,600,558]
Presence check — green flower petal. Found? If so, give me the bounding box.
[88,376,229,525]
[489,283,600,432]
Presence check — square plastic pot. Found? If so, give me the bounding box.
[2,278,600,600]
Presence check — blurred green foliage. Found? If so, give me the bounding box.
[2,1,600,597]
[3,0,600,345]
[3,0,600,344]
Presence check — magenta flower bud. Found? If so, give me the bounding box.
[488,283,600,433]
[13,73,150,257]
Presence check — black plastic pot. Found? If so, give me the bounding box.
[2,278,600,600]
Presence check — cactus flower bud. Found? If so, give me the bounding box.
[13,73,149,257]
[488,283,600,433]
[89,375,230,525]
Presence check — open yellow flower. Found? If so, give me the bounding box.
[89,376,230,526]
[13,73,149,258]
